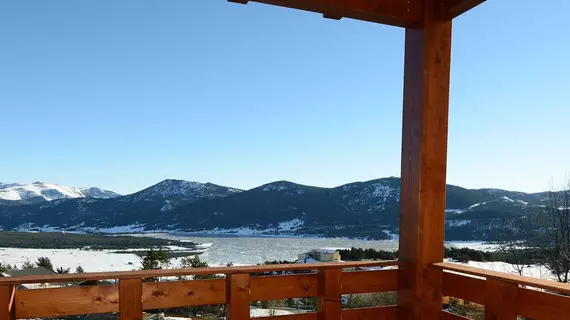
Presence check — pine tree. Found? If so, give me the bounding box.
[0,262,12,273]
[36,257,54,272]
[180,255,213,280]
[141,248,170,282]
[56,267,70,274]
[76,265,85,273]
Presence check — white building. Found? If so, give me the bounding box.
[297,248,341,263]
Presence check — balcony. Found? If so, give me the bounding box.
[2,0,562,319]
[2,259,570,319]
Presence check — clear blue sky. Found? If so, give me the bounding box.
[1,0,569,194]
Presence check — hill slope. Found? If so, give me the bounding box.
[0,182,119,201]
[0,178,548,240]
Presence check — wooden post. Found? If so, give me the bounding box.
[317,268,341,320]
[227,273,251,320]
[397,0,452,319]
[485,279,518,319]
[1,285,16,320]
[119,278,142,320]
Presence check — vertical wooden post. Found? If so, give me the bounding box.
[119,278,142,320]
[397,0,452,319]
[485,279,518,319]
[227,273,251,320]
[317,268,341,320]
[1,285,16,320]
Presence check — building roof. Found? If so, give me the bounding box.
[3,266,55,277]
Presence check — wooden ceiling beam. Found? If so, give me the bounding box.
[436,0,486,20]
[228,0,423,28]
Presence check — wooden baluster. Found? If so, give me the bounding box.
[227,273,251,320]
[485,279,518,320]
[317,268,341,320]
[119,278,142,320]
[0,285,16,320]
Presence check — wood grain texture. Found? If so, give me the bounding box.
[0,260,398,285]
[440,311,471,320]
[142,278,226,309]
[518,288,570,320]
[397,0,452,318]
[341,270,398,294]
[442,272,485,304]
[433,262,570,295]
[317,268,341,320]
[1,285,15,320]
[342,306,397,320]
[436,0,486,20]
[15,284,119,319]
[119,279,142,320]
[484,279,518,320]
[228,0,422,27]
[227,273,250,320]
[251,274,317,300]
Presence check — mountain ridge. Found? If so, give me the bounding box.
[0,182,120,202]
[0,178,552,240]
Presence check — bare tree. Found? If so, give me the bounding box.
[529,183,570,283]
[498,218,527,276]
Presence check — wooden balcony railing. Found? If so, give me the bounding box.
[432,262,570,320]
[0,260,399,320]
[4,260,570,319]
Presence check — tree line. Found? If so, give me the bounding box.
[0,231,195,250]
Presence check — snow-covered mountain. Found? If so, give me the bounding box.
[0,177,553,240]
[78,187,121,199]
[0,182,119,201]
[126,179,243,202]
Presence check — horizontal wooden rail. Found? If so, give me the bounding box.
[341,306,396,320]
[434,262,570,320]
[0,260,398,285]
[253,307,397,320]
[1,262,399,320]
[433,262,570,295]
[441,311,470,320]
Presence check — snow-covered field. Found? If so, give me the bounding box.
[0,235,553,282]
[447,259,554,280]
[0,248,141,272]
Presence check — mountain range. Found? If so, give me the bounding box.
[0,182,120,203]
[0,178,551,240]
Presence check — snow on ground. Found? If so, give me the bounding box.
[0,182,85,201]
[0,248,141,272]
[502,196,515,203]
[468,202,484,209]
[82,224,148,233]
[277,218,304,231]
[250,307,295,318]
[147,309,297,319]
[447,259,554,280]
[445,241,501,251]
[445,220,471,227]
[14,223,180,234]
[187,218,306,237]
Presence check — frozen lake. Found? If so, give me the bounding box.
[139,233,500,267]
[0,234,501,273]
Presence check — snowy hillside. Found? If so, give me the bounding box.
[0,177,552,240]
[0,182,119,201]
[127,179,242,202]
[79,187,120,199]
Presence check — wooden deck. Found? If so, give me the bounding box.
[2,260,570,319]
